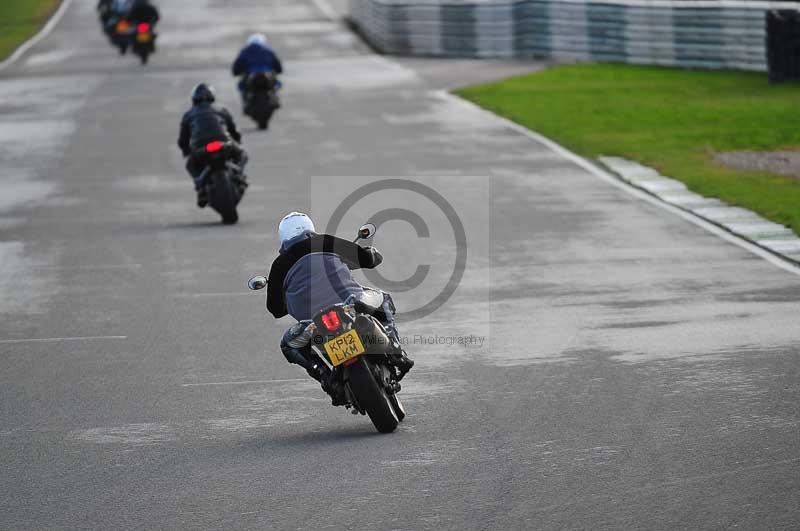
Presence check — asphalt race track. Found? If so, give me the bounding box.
[1,1,799,529]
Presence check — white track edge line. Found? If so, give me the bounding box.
[0,335,127,344]
[0,0,74,72]
[182,378,309,387]
[437,90,800,278]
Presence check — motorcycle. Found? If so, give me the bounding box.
[131,22,157,64]
[247,223,408,434]
[194,141,246,225]
[108,18,156,64]
[242,72,281,130]
[109,18,132,54]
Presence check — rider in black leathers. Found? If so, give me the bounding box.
[177,84,247,207]
[127,0,159,26]
[99,0,128,44]
[97,0,114,28]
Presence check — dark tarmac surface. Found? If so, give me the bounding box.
[1,0,799,529]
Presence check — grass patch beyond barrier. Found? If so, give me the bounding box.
[456,64,800,234]
[0,0,62,61]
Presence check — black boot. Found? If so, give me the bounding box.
[383,325,413,380]
[196,187,208,208]
[233,174,248,195]
[307,363,347,406]
[390,350,414,381]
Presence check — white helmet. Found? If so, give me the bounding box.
[247,33,267,47]
[279,212,315,244]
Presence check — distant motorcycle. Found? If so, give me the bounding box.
[131,22,156,64]
[109,18,132,54]
[247,223,408,433]
[108,18,157,64]
[242,72,280,130]
[193,141,246,225]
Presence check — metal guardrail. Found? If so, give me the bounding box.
[350,0,800,70]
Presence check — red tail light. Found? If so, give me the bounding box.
[205,141,224,153]
[321,310,341,332]
[137,23,150,33]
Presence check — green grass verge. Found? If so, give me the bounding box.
[0,0,62,61]
[456,63,800,234]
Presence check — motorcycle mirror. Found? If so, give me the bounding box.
[356,223,377,241]
[248,276,268,291]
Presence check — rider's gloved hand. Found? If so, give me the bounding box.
[365,246,383,267]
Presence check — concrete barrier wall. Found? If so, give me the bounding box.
[349,0,800,71]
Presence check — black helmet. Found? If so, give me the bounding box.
[191,83,216,104]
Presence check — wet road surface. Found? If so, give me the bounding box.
[1,0,799,529]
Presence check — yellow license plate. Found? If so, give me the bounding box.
[324,329,365,367]
[136,33,152,43]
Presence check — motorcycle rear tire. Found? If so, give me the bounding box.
[347,358,398,433]
[256,106,274,130]
[209,171,239,225]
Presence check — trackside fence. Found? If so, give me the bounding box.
[349,0,800,71]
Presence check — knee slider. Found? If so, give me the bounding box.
[281,344,309,366]
[280,322,313,366]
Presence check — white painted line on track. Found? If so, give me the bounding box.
[438,90,800,279]
[0,335,127,345]
[30,264,143,271]
[0,0,74,72]
[311,172,491,207]
[175,292,250,298]
[311,0,339,22]
[182,378,308,387]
